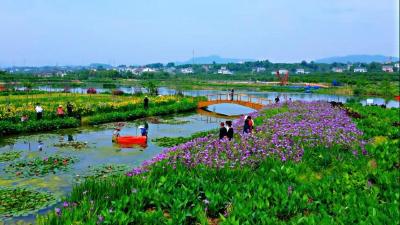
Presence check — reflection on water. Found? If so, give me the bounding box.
[202,103,256,116]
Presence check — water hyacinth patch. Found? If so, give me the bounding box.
[128,101,366,173]
[5,155,75,177]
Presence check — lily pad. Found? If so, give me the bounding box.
[54,141,88,150]
[0,151,22,162]
[5,155,75,178]
[0,187,57,220]
[76,164,129,181]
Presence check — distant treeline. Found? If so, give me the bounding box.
[0,60,399,84]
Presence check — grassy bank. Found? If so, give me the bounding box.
[36,102,399,224]
[0,94,203,136]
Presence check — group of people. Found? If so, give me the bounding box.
[219,121,234,140]
[218,115,255,140]
[55,102,74,118]
[112,121,149,140]
[22,102,75,122]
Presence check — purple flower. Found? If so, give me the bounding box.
[97,215,104,224]
[54,208,61,216]
[288,186,293,195]
[63,201,69,208]
[123,102,366,174]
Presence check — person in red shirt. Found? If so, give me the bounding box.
[248,116,254,133]
[57,105,65,118]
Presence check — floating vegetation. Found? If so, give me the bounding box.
[5,155,75,177]
[160,118,190,125]
[54,141,88,150]
[152,129,217,147]
[138,117,189,125]
[0,187,56,220]
[76,164,129,181]
[0,151,22,162]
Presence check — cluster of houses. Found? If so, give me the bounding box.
[116,66,158,74]
[116,65,235,75]
[117,63,399,76]
[6,62,398,77]
[331,63,399,73]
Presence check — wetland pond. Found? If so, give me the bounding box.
[0,104,254,224]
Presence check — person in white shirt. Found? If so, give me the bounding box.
[35,103,43,120]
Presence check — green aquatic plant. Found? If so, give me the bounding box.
[0,187,56,220]
[152,129,217,147]
[0,151,22,162]
[77,164,130,181]
[5,155,75,177]
[54,141,88,150]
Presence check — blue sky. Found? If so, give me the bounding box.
[0,0,399,66]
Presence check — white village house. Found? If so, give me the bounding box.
[332,67,344,73]
[181,68,194,74]
[270,69,289,75]
[218,66,233,75]
[252,67,266,73]
[382,65,394,73]
[278,69,289,74]
[295,68,305,74]
[354,67,367,73]
[141,67,157,73]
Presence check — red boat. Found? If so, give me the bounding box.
[115,136,147,145]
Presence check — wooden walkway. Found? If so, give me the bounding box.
[197,94,272,110]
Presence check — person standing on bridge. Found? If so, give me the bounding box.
[230,89,234,101]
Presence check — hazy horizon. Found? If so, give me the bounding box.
[1,0,399,66]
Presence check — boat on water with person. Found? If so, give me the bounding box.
[112,124,148,146]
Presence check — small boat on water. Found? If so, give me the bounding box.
[113,136,147,145]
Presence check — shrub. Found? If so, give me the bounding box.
[112,89,124,96]
[0,117,80,136]
[86,88,97,94]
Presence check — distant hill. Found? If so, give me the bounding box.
[89,63,113,69]
[176,55,255,65]
[315,55,399,64]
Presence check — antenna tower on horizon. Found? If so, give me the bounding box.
[192,49,195,66]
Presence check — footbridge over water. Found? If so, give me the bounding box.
[197,94,272,110]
